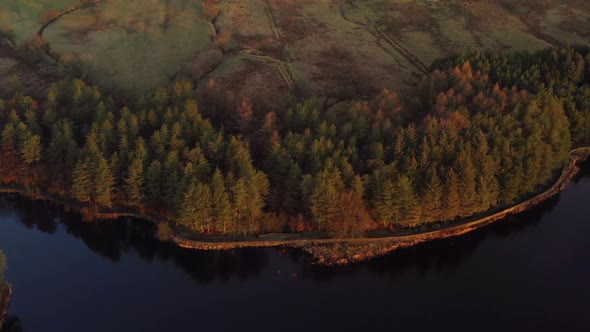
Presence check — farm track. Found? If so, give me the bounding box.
[243,0,295,90]
[207,22,218,41]
[363,11,429,74]
[197,1,295,90]
[263,0,283,40]
[236,52,295,89]
[515,17,560,47]
[338,2,428,75]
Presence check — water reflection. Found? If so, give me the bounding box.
[0,177,566,285]
[1,167,589,332]
[0,196,271,285]
[1,316,22,332]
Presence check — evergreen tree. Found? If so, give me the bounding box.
[20,134,42,166]
[94,155,115,208]
[421,167,443,223]
[231,178,249,234]
[72,158,92,203]
[145,160,162,201]
[395,175,421,227]
[442,168,461,221]
[211,168,232,233]
[456,153,478,217]
[124,158,144,206]
[374,179,397,226]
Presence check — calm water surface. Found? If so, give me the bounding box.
[1,171,590,332]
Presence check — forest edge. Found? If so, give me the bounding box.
[1,147,589,265]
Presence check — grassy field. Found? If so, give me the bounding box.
[42,0,213,95]
[0,0,588,99]
[0,0,78,43]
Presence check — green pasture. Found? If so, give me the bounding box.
[42,0,212,95]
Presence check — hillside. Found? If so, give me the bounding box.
[0,0,589,105]
[0,1,589,241]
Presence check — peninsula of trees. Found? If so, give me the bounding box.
[0,46,589,238]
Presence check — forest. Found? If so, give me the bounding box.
[0,46,588,238]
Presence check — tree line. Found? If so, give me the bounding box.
[0,46,588,237]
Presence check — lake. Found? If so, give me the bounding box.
[1,170,590,332]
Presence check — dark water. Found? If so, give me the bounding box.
[1,173,590,332]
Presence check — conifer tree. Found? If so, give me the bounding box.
[145,160,162,201]
[124,158,144,206]
[442,168,461,221]
[211,168,232,233]
[94,155,115,208]
[456,153,478,216]
[72,158,92,203]
[395,175,421,227]
[374,179,397,226]
[421,167,443,223]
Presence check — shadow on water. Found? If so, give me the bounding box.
[1,316,22,332]
[0,196,270,285]
[1,163,588,287]
[303,171,573,281]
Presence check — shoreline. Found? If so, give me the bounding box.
[1,147,589,265]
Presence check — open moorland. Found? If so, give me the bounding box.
[0,0,589,102]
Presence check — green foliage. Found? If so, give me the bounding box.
[211,169,232,233]
[0,46,587,236]
[72,158,92,203]
[124,158,144,206]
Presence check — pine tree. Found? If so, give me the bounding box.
[282,163,302,212]
[374,178,397,226]
[145,160,162,200]
[124,158,144,206]
[421,167,443,223]
[178,184,198,229]
[94,156,115,208]
[442,168,461,221]
[20,134,42,166]
[177,182,213,232]
[395,175,421,227]
[194,183,213,232]
[72,158,92,203]
[231,178,249,234]
[211,168,232,233]
[163,151,180,208]
[309,180,340,231]
[457,153,478,217]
